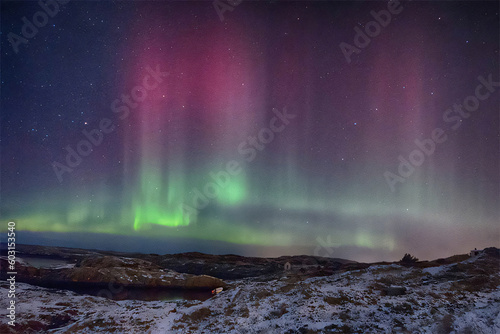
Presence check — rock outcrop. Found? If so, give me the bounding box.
[0,255,225,290]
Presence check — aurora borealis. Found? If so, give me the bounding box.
[1,1,499,262]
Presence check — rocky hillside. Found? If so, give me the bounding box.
[4,244,356,280]
[0,248,498,333]
[0,255,225,290]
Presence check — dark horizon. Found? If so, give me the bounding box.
[2,231,495,263]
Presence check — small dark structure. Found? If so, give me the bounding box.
[469,248,483,257]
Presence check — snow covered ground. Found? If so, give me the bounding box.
[1,254,499,333]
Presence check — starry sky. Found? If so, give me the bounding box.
[1,1,499,262]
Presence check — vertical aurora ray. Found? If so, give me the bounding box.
[127,18,259,230]
[131,92,190,230]
[123,35,190,230]
[132,166,188,230]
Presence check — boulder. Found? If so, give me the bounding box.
[185,275,225,289]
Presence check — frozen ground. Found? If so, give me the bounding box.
[1,253,499,333]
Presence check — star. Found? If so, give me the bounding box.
[0,0,497,263]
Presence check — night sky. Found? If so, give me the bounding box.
[1,1,499,262]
